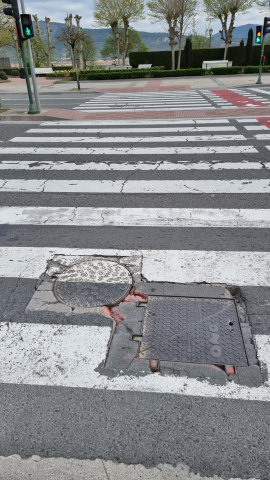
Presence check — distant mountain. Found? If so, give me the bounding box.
[35,21,172,60]
[211,24,261,48]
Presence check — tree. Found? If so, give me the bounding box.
[101,27,149,60]
[238,38,245,65]
[94,0,145,65]
[188,32,209,49]
[147,0,182,70]
[32,14,54,67]
[81,33,97,68]
[56,26,86,90]
[29,36,48,66]
[203,0,253,59]
[184,36,193,68]
[245,27,253,66]
[176,0,198,69]
[0,1,14,51]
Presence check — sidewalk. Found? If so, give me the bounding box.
[2,106,270,122]
[1,73,270,94]
[0,455,258,480]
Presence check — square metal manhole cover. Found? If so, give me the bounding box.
[139,296,248,366]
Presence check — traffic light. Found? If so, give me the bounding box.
[20,14,34,38]
[18,68,26,79]
[256,26,262,43]
[263,56,267,65]
[2,0,19,20]
[263,17,270,36]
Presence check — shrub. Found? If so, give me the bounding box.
[243,65,270,73]
[245,28,253,66]
[52,65,73,71]
[11,69,20,76]
[238,39,245,66]
[210,66,243,75]
[68,68,206,81]
[0,71,8,80]
[184,38,193,69]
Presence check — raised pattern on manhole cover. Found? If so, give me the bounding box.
[54,260,132,308]
[139,296,248,366]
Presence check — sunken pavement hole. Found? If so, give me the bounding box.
[26,255,261,382]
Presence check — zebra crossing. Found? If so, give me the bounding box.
[0,116,270,400]
[232,87,270,105]
[73,90,235,112]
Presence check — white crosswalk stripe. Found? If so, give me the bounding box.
[73,90,235,112]
[1,206,270,228]
[1,116,270,400]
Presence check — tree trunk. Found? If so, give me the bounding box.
[74,15,84,70]
[177,34,183,70]
[45,17,54,67]
[32,14,49,66]
[171,44,175,70]
[223,43,229,60]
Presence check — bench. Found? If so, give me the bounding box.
[104,65,132,70]
[138,64,152,69]
[202,60,232,70]
[34,67,53,76]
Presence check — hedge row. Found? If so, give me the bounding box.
[45,65,270,81]
[52,65,73,71]
[129,45,270,70]
[0,68,19,75]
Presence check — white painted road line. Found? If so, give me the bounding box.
[0,160,264,171]
[255,134,270,139]
[0,321,269,401]
[2,207,270,228]
[236,119,259,123]
[27,126,238,133]
[10,135,247,143]
[41,119,231,125]
[244,125,269,130]
[0,146,258,155]
[0,247,270,287]
[0,320,269,401]
[0,179,269,193]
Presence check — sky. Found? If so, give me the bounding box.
[22,0,267,36]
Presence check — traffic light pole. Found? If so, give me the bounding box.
[16,18,39,113]
[257,33,266,84]
[20,0,41,112]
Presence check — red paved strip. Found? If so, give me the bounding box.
[142,80,162,91]
[256,117,270,128]
[46,107,270,120]
[211,89,267,108]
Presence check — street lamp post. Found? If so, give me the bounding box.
[65,14,75,69]
[209,27,213,48]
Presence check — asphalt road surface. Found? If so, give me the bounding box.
[0,116,270,479]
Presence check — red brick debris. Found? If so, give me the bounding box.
[46,106,270,120]
[211,89,267,108]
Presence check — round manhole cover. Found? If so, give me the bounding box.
[54,260,132,308]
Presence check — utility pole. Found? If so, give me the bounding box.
[3,0,39,114]
[256,18,270,85]
[20,0,41,112]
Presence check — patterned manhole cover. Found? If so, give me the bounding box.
[139,296,248,366]
[54,260,132,308]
